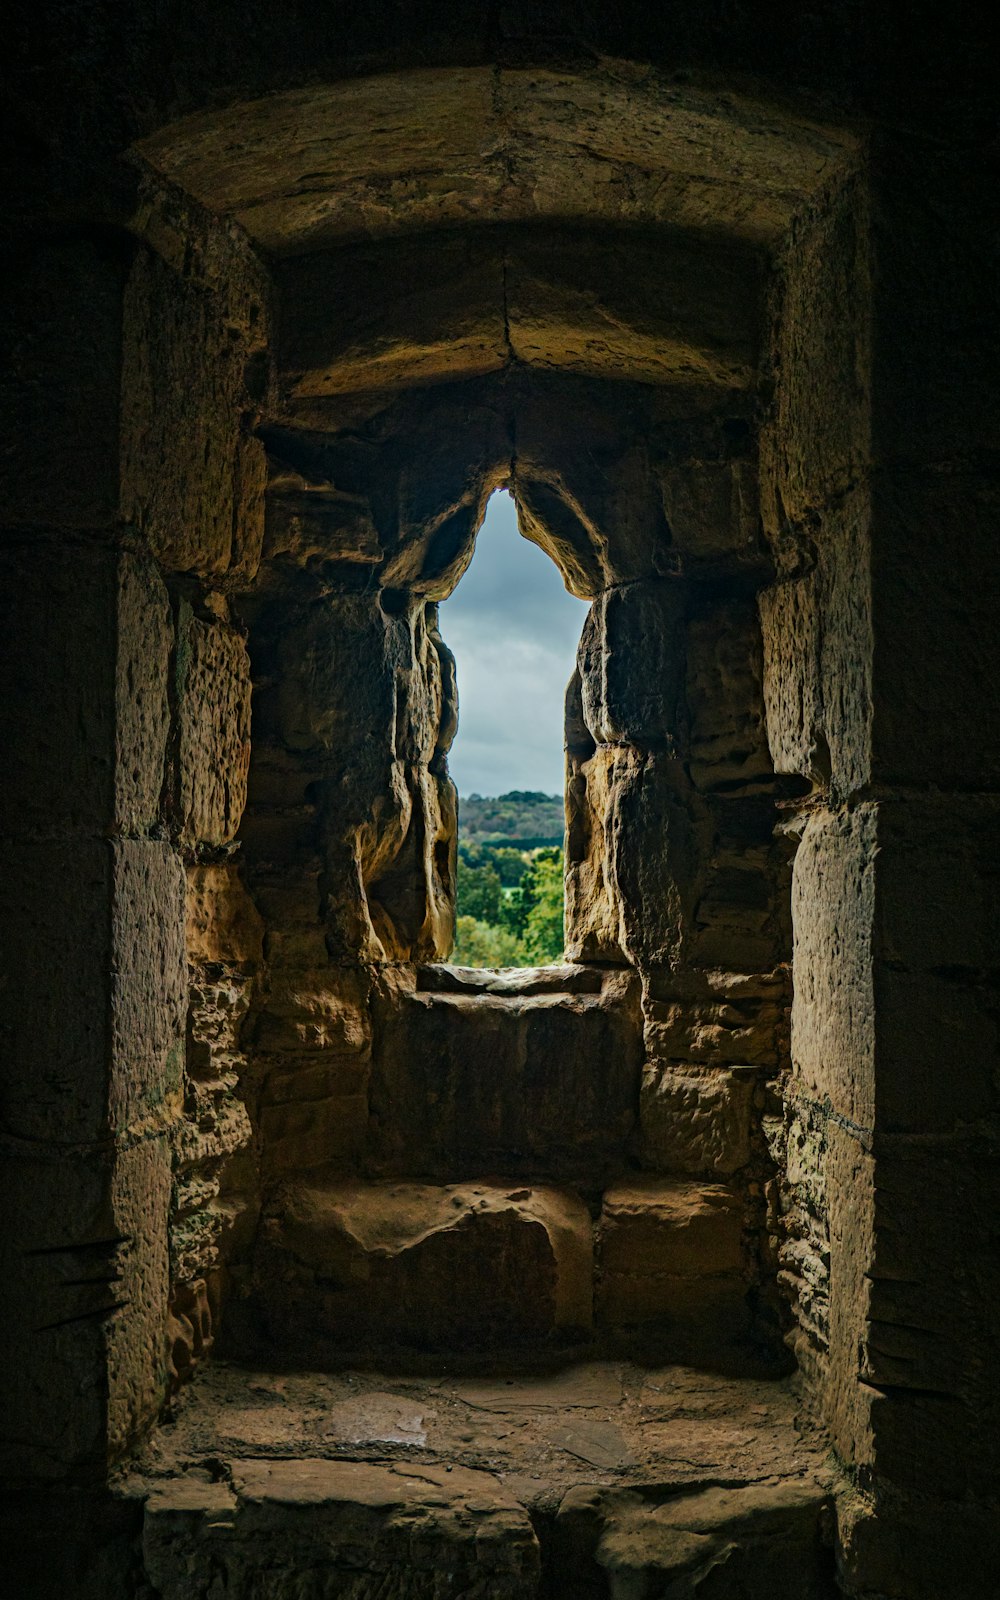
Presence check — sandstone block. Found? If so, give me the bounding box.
[640,1064,755,1175]
[278,234,508,397]
[109,840,187,1135]
[597,1179,745,1331]
[506,229,757,389]
[115,551,174,833]
[0,1130,174,1478]
[642,983,784,1069]
[104,1136,173,1461]
[186,974,253,1079]
[253,1178,593,1355]
[556,1478,835,1600]
[759,566,825,781]
[252,967,370,1056]
[0,839,185,1145]
[258,1051,370,1178]
[691,849,788,972]
[658,456,761,569]
[143,1459,539,1600]
[685,601,773,791]
[577,578,686,747]
[185,863,265,970]
[176,613,252,846]
[367,968,641,1182]
[565,746,711,968]
[791,804,877,1129]
[121,244,266,581]
[0,545,171,837]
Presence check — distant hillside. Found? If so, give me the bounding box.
[458,790,564,847]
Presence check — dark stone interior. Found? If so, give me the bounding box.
[2,7,998,1596]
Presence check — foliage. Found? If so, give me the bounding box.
[453,842,565,968]
[488,846,529,886]
[455,859,503,924]
[451,792,567,968]
[452,915,526,967]
[520,849,565,963]
[459,790,564,846]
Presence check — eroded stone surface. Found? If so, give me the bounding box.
[640,1064,756,1176]
[368,966,642,1182]
[251,1178,593,1359]
[597,1179,748,1336]
[126,1358,833,1597]
[143,1458,539,1599]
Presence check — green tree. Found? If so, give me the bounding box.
[456,858,503,924]
[487,846,529,886]
[521,848,565,963]
[452,915,526,967]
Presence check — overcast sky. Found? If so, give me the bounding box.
[439,490,588,797]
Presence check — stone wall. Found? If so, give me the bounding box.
[3,10,999,1598]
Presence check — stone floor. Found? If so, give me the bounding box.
[124,1360,839,1597]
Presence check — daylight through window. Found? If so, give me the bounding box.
[439,490,588,966]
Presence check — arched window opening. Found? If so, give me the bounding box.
[439,489,588,967]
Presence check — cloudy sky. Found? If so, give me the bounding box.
[439,490,589,797]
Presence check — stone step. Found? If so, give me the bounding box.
[130,1359,837,1599]
[241,1174,761,1368]
[366,964,644,1185]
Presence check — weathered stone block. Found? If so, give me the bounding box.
[252,967,370,1056]
[692,854,787,972]
[186,863,265,969]
[368,968,641,1182]
[791,804,877,1129]
[557,1478,835,1600]
[0,1134,171,1479]
[278,234,508,397]
[506,229,758,389]
[685,601,773,791]
[759,494,872,798]
[177,612,252,846]
[658,456,761,569]
[565,746,710,968]
[142,1459,540,1600]
[759,567,824,781]
[0,545,171,837]
[253,1178,593,1355]
[597,1179,745,1330]
[109,840,187,1136]
[121,244,267,582]
[258,1051,370,1178]
[515,392,671,593]
[115,551,174,834]
[641,1064,755,1175]
[253,593,395,760]
[577,579,686,747]
[105,1136,173,1461]
[642,969,786,1068]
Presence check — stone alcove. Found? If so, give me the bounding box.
[18,53,963,1597]
[5,8,1000,1593]
[116,68,868,1404]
